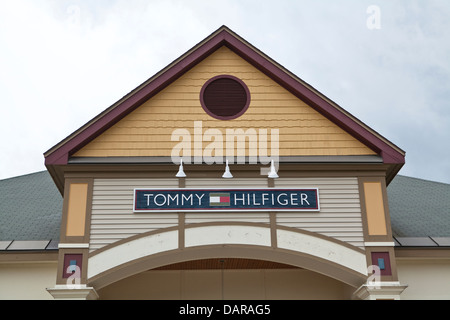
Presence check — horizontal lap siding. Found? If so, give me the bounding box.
[89,177,364,252]
[90,179,179,252]
[186,177,364,249]
[275,178,364,249]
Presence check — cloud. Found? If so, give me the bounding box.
[0,0,449,183]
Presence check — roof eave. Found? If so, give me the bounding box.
[44,25,405,177]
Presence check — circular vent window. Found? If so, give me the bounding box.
[200,75,250,120]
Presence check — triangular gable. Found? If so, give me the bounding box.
[71,45,377,159]
[44,26,405,184]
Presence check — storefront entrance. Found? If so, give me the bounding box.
[98,258,355,300]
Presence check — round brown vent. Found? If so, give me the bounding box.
[200,75,250,120]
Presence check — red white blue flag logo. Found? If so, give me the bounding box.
[209,193,231,206]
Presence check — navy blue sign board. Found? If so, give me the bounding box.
[133,188,320,212]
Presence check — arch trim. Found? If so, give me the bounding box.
[87,223,368,290]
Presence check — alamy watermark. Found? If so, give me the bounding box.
[366,265,381,289]
[66,4,81,29]
[66,265,81,288]
[171,121,279,175]
[366,5,381,30]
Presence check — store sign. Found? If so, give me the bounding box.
[134,188,319,212]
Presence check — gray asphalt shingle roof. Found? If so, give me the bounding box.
[0,171,448,248]
[0,171,62,242]
[388,175,450,237]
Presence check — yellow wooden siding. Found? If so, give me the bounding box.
[73,46,376,158]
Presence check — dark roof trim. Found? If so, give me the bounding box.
[44,26,405,168]
[68,155,384,165]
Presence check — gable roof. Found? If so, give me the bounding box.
[44,26,405,189]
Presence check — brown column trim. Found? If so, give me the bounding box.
[358,176,393,243]
[365,246,398,282]
[59,178,94,244]
[268,176,277,248]
[358,177,399,283]
[56,248,89,285]
[178,213,185,249]
[270,213,277,249]
[178,177,186,188]
[178,175,186,249]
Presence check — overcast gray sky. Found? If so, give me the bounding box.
[1,0,449,183]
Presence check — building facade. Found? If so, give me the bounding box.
[1,26,449,300]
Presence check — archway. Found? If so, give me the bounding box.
[87,223,368,294]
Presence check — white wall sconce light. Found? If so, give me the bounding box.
[176,159,187,178]
[268,160,279,179]
[222,159,233,179]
